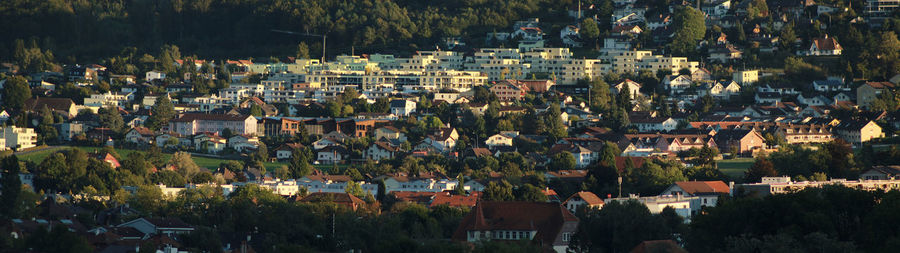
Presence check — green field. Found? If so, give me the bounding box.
[17,146,289,171]
[718,158,755,182]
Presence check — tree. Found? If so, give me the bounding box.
[571,200,675,253]
[129,185,165,215]
[580,18,600,48]
[550,152,577,170]
[746,0,769,19]
[780,24,797,50]
[290,147,313,178]
[146,96,175,130]
[98,105,124,132]
[0,155,23,219]
[515,184,549,202]
[171,152,201,181]
[249,104,263,117]
[745,157,777,183]
[590,79,612,113]
[2,76,30,112]
[297,42,310,59]
[345,180,365,197]
[669,7,706,55]
[483,180,514,201]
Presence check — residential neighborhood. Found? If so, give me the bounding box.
[1,0,899,252]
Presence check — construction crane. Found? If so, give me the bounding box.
[271,29,327,63]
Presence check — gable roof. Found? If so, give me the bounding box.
[453,201,577,245]
[673,181,730,195]
[24,97,75,112]
[564,191,605,206]
[810,36,842,51]
[170,113,252,122]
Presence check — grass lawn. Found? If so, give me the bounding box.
[718,158,755,182]
[17,145,289,171]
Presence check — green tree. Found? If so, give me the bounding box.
[580,18,600,48]
[571,200,675,253]
[297,42,310,59]
[2,76,30,112]
[98,105,124,132]
[0,155,23,219]
[669,7,706,55]
[345,180,365,197]
[550,152,577,170]
[515,183,549,202]
[146,96,175,130]
[483,180,514,201]
[171,152,201,181]
[249,104,263,117]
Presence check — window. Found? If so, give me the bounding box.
[562,232,571,242]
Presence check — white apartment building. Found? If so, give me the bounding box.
[1,126,37,151]
[84,91,135,107]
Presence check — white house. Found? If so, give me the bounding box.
[798,35,842,56]
[563,191,605,213]
[660,181,731,215]
[632,117,678,132]
[390,99,417,117]
[485,131,518,147]
[366,141,401,161]
[145,71,166,81]
[0,126,37,151]
[379,172,458,193]
[227,134,259,153]
[193,133,226,154]
[124,127,155,145]
[663,75,693,93]
[612,79,643,100]
[117,218,194,238]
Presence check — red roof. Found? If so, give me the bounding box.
[615,156,652,170]
[430,192,480,208]
[453,201,578,247]
[673,181,730,195]
[300,192,366,211]
[866,81,895,89]
[564,191,605,206]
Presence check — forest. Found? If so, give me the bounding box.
[0,0,581,62]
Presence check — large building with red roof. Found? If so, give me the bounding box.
[453,201,579,253]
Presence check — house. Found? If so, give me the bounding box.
[274,143,305,160]
[732,70,759,86]
[755,92,783,104]
[775,124,833,144]
[859,166,900,180]
[513,27,545,41]
[485,131,518,147]
[832,120,884,147]
[375,126,407,142]
[117,218,194,238]
[168,113,258,136]
[366,141,401,161]
[145,71,166,81]
[661,181,730,213]
[708,81,741,98]
[663,75,693,93]
[798,35,842,56]
[857,82,896,109]
[124,127,155,145]
[560,25,583,47]
[155,132,190,149]
[193,133,226,153]
[24,97,78,118]
[631,117,678,132]
[812,79,847,92]
[708,44,742,63]
[300,192,367,211]
[0,126,37,151]
[563,191,605,213]
[317,145,349,164]
[713,128,765,155]
[423,128,459,153]
[605,195,694,218]
[98,153,121,168]
[612,79,643,100]
[379,171,458,193]
[452,201,579,253]
[490,82,526,101]
[549,143,600,168]
[227,134,259,153]
[610,25,643,35]
[84,91,135,107]
[390,99,417,116]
